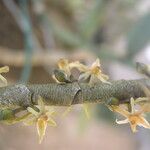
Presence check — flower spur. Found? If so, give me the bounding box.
[25,96,57,143]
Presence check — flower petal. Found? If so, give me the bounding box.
[129,123,138,132]
[69,61,88,71]
[0,74,7,85]
[91,58,100,68]
[113,106,129,118]
[37,118,47,144]
[79,72,91,81]
[58,59,71,76]
[130,97,135,114]
[58,59,69,69]
[46,109,56,117]
[52,74,60,83]
[96,75,111,84]
[37,96,45,112]
[100,73,109,80]
[116,119,129,124]
[47,118,57,127]
[138,116,150,129]
[0,66,9,73]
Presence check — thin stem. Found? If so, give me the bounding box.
[0,79,149,108]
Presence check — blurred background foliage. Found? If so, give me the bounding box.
[0,0,150,150]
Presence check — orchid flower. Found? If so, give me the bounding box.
[113,97,150,132]
[25,96,57,143]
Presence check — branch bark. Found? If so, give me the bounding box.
[0,78,149,108]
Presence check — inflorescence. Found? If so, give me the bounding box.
[0,59,150,143]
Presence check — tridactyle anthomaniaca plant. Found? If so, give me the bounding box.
[0,60,149,143]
